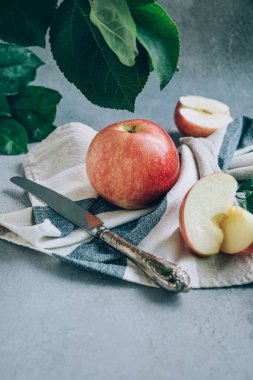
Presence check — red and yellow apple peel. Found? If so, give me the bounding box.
[86,119,180,209]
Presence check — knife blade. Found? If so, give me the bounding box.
[10,176,191,293]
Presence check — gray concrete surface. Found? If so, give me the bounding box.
[1,1,253,379]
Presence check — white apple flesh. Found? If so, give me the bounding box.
[220,207,253,254]
[174,96,233,138]
[179,173,238,256]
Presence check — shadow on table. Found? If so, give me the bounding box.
[1,238,253,308]
[3,163,30,209]
[0,238,183,305]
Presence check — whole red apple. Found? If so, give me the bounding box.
[86,119,180,209]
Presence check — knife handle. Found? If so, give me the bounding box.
[95,227,191,293]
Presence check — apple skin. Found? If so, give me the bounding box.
[86,119,180,209]
[174,100,217,138]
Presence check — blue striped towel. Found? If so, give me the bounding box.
[0,116,253,288]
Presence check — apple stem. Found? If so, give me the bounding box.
[127,126,137,133]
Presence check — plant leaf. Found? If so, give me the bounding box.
[132,2,179,89]
[238,191,253,214]
[127,0,154,7]
[50,0,149,112]
[246,194,253,213]
[8,86,62,142]
[238,179,253,192]
[237,197,248,210]
[243,190,253,198]
[0,116,28,155]
[90,0,138,67]
[0,0,57,47]
[0,44,44,95]
[0,90,11,117]
[236,179,253,214]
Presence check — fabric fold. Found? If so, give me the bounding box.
[0,117,253,288]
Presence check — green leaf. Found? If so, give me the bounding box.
[243,190,253,198]
[0,116,28,155]
[90,0,138,67]
[246,195,253,213]
[0,0,57,47]
[0,44,44,95]
[0,90,11,117]
[8,86,62,142]
[237,197,248,210]
[132,2,179,89]
[50,0,149,112]
[236,179,253,214]
[239,191,253,214]
[238,179,253,192]
[148,54,154,72]
[127,0,154,7]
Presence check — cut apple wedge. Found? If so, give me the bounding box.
[179,173,238,256]
[220,207,253,254]
[174,95,233,138]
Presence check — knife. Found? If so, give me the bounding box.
[10,176,191,293]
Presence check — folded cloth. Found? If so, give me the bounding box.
[0,116,253,288]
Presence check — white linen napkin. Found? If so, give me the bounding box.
[0,117,253,288]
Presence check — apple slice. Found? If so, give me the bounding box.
[174,95,233,138]
[220,207,253,254]
[179,173,238,256]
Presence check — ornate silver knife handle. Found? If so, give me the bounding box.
[95,226,191,293]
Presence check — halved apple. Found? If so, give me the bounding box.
[220,207,253,254]
[179,173,242,256]
[179,173,253,256]
[174,96,233,138]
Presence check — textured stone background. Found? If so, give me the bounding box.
[0,1,253,380]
